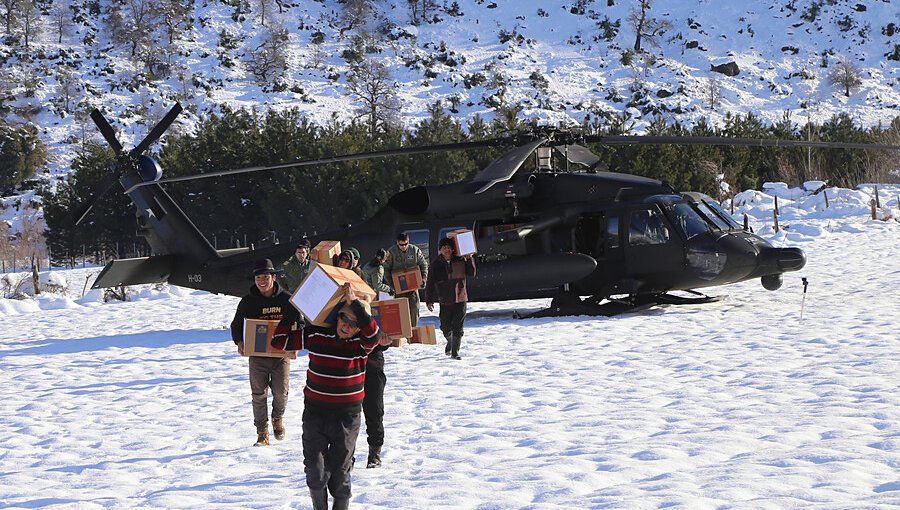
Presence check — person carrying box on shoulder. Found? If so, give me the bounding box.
[273,283,392,510]
[424,237,476,360]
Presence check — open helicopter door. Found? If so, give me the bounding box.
[623,205,684,279]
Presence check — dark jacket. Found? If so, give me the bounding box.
[424,255,476,305]
[230,281,302,347]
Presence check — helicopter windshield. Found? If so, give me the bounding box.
[700,200,742,230]
[695,201,735,231]
[668,203,712,240]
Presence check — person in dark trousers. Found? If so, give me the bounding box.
[384,232,428,327]
[230,258,303,446]
[360,248,392,468]
[274,284,391,510]
[424,237,476,360]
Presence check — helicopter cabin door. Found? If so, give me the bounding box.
[623,205,683,275]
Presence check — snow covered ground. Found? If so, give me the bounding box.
[1,185,898,509]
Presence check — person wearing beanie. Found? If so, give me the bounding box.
[336,250,362,277]
[230,258,304,446]
[281,238,312,293]
[272,284,391,510]
[424,238,476,360]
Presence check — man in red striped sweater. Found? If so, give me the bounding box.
[275,284,390,510]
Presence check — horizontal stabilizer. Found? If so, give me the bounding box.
[92,255,178,289]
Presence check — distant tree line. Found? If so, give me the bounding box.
[38,104,899,266]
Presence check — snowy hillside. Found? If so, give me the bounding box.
[1,0,898,179]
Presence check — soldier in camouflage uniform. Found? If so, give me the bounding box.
[281,239,312,293]
[383,233,428,327]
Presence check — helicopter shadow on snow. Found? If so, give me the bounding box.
[1,328,229,358]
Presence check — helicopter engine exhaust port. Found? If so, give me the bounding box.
[761,274,783,291]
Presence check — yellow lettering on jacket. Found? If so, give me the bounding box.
[261,306,282,315]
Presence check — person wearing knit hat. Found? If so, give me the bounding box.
[425,238,476,360]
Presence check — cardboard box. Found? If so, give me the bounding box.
[390,337,406,348]
[409,324,437,345]
[243,319,297,359]
[391,266,423,294]
[290,264,376,327]
[311,240,341,266]
[448,229,477,256]
[371,298,413,339]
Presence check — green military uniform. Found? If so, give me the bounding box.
[383,243,428,326]
[361,261,392,295]
[281,256,311,294]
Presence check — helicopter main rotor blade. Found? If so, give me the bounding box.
[554,144,601,168]
[90,109,124,155]
[584,135,900,151]
[123,137,512,194]
[73,171,123,226]
[470,138,548,194]
[131,102,183,157]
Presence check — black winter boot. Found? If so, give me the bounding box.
[332,498,350,510]
[450,333,462,360]
[309,488,328,510]
[366,445,382,468]
[444,333,452,355]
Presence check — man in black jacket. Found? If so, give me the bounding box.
[230,258,303,446]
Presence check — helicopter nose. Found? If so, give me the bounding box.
[758,246,807,274]
[776,247,806,272]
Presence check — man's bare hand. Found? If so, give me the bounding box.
[237,341,245,355]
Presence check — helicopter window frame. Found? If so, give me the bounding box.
[627,207,671,246]
[700,200,742,230]
[403,229,430,259]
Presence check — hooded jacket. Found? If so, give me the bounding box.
[230,281,302,346]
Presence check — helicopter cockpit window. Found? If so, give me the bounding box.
[404,229,430,259]
[701,200,742,230]
[628,209,670,246]
[694,201,733,231]
[606,216,620,250]
[669,203,711,240]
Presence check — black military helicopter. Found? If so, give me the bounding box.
[77,103,899,316]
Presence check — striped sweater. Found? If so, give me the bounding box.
[287,305,380,415]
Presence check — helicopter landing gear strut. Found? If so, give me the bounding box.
[514,289,720,319]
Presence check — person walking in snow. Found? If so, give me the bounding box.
[273,284,391,510]
[230,258,303,446]
[383,232,428,327]
[424,237,476,360]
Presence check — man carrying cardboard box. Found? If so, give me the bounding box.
[383,232,428,327]
[273,284,391,510]
[230,258,304,446]
[425,238,476,360]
